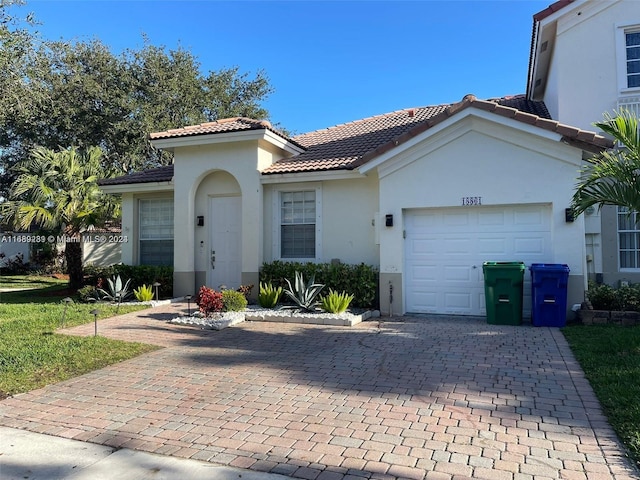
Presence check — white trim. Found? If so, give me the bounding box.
[138,197,174,266]
[555,0,612,36]
[359,108,566,177]
[616,23,640,92]
[271,183,322,262]
[261,170,365,184]
[150,128,304,154]
[616,206,640,271]
[100,181,174,194]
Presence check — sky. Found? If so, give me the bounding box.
[21,0,551,135]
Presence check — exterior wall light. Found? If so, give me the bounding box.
[385,214,394,227]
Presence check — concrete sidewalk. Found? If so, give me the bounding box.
[0,426,290,480]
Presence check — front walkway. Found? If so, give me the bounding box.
[1,303,638,479]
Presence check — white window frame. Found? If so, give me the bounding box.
[617,23,640,94]
[617,206,640,271]
[272,184,322,262]
[138,198,174,266]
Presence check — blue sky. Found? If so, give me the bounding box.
[24,0,550,134]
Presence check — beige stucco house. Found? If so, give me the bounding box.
[100,94,610,316]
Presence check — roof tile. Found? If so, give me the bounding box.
[102,94,612,186]
[98,165,174,186]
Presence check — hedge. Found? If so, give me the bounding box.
[260,261,379,309]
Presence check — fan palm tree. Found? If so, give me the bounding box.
[572,109,640,215]
[1,146,119,289]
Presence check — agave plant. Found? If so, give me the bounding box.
[282,271,325,312]
[321,289,355,314]
[97,275,132,305]
[133,284,154,302]
[258,281,282,308]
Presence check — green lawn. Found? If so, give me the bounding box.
[0,275,158,398]
[0,274,68,290]
[563,325,640,468]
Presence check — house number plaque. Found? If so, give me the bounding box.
[461,196,482,206]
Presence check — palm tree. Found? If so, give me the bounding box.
[572,109,640,215]
[1,146,119,289]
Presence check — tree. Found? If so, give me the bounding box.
[572,109,640,216]
[1,146,120,289]
[0,16,274,197]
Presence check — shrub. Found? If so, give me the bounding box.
[77,285,100,303]
[237,284,254,299]
[586,282,618,310]
[196,286,223,316]
[282,271,325,312]
[133,284,154,302]
[84,264,173,299]
[260,261,378,308]
[0,252,29,274]
[258,282,282,308]
[616,284,640,311]
[321,289,354,314]
[222,289,248,312]
[586,282,640,311]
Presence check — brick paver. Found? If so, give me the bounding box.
[1,303,638,479]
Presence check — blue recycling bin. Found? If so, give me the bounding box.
[529,263,570,327]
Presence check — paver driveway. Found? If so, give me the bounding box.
[1,303,638,480]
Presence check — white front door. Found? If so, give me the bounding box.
[208,196,241,290]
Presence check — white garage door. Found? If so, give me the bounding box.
[404,205,552,316]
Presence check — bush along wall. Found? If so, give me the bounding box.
[260,261,379,309]
[83,264,173,299]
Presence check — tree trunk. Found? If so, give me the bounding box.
[65,240,83,290]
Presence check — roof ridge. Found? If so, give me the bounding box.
[297,103,451,138]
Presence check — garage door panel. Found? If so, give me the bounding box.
[408,264,439,283]
[409,291,438,311]
[477,237,507,255]
[405,205,552,316]
[408,238,438,255]
[443,211,471,227]
[513,237,547,256]
[478,211,506,226]
[444,292,472,311]
[443,265,473,282]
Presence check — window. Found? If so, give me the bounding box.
[626,31,640,88]
[618,206,640,269]
[279,190,319,259]
[139,198,174,266]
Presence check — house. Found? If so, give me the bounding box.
[527,0,640,286]
[99,93,610,316]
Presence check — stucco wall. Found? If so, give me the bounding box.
[375,114,587,314]
[120,191,174,266]
[171,141,263,296]
[262,174,380,267]
[83,240,121,266]
[544,1,640,130]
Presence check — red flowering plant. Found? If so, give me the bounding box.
[196,286,223,316]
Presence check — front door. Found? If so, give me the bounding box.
[208,196,241,290]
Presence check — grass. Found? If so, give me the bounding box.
[0,275,158,398]
[0,274,68,290]
[563,324,640,468]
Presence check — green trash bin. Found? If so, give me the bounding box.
[482,262,526,325]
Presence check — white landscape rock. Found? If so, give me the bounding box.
[168,306,375,330]
[170,311,245,330]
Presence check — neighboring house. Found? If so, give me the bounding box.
[528,0,640,286]
[100,95,610,316]
[0,231,30,268]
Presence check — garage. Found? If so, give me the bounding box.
[404,204,552,316]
